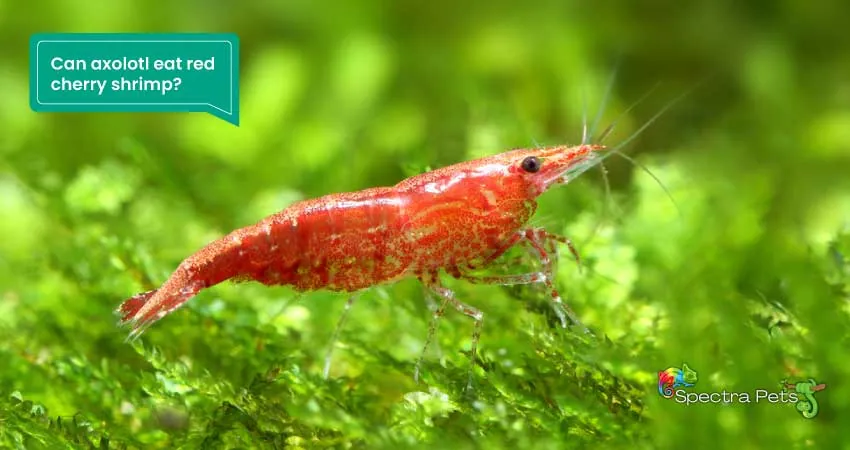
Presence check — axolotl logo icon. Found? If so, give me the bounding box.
[658,363,698,398]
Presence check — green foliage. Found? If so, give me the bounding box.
[2,1,850,449]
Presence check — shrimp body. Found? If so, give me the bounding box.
[119,144,604,345]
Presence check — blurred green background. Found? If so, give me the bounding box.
[2,0,849,449]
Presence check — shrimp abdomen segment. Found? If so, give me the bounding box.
[250,188,411,292]
[118,187,410,335]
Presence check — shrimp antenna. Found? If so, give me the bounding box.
[589,56,622,144]
[581,88,589,145]
[611,149,681,217]
[587,56,624,246]
[598,84,701,218]
[531,137,544,149]
[579,61,621,248]
[604,75,709,154]
[596,81,660,144]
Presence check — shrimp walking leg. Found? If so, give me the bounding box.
[462,228,589,333]
[414,229,587,383]
[421,276,484,390]
[522,228,589,333]
[414,288,449,383]
[535,229,581,271]
[323,293,360,379]
[468,229,580,273]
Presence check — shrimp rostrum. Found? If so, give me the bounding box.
[118,144,606,385]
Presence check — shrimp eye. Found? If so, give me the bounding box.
[521,156,542,173]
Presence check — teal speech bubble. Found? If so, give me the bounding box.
[30,33,240,125]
